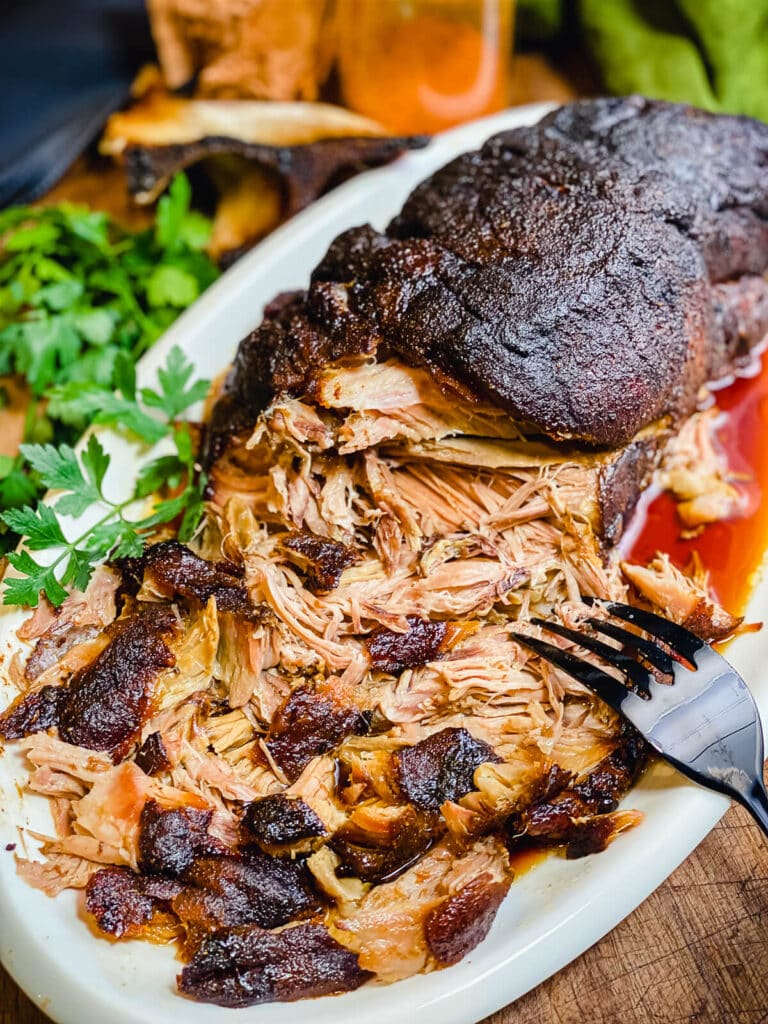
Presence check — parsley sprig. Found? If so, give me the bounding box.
[0,174,218,553]
[1,346,210,608]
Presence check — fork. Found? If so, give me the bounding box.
[512,598,768,837]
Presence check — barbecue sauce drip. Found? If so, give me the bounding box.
[629,354,768,615]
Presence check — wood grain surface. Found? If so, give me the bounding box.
[2,795,767,1024]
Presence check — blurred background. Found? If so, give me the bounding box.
[3,0,767,253]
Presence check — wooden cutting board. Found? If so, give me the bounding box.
[3,795,767,1024]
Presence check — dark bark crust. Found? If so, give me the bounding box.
[207,96,768,458]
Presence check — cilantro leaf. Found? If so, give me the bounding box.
[35,279,84,311]
[4,221,59,252]
[136,454,186,498]
[0,176,217,404]
[60,547,97,592]
[74,308,114,345]
[178,477,207,543]
[113,349,136,400]
[0,466,40,511]
[134,492,189,531]
[155,173,192,252]
[81,435,110,494]
[111,528,146,560]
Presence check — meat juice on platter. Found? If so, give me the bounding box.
[513,350,768,879]
[1,96,768,1009]
[630,351,768,615]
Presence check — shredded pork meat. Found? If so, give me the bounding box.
[0,356,748,1007]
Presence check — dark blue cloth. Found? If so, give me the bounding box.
[0,0,153,206]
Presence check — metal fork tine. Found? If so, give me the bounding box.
[583,597,706,661]
[586,617,676,675]
[511,632,644,714]
[530,617,653,694]
[519,607,768,843]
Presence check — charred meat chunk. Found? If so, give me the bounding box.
[365,616,449,674]
[134,731,172,775]
[58,607,178,761]
[178,922,371,1008]
[394,727,501,811]
[266,685,368,783]
[331,806,436,883]
[0,685,63,740]
[554,812,638,859]
[205,276,378,457]
[172,850,321,935]
[86,866,184,939]
[138,801,228,877]
[511,733,647,858]
[241,794,326,849]
[118,540,255,617]
[0,606,178,762]
[282,530,358,593]
[424,875,509,966]
[571,732,645,814]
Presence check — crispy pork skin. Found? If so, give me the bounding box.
[0,685,63,738]
[134,732,172,776]
[265,685,368,782]
[172,851,321,935]
[282,530,358,592]
[209,97,768,454]
[424,876,509,966]
[365,616,450,673]
[138,802,228,877]
[508,731,647,859]
[330,807,436,884]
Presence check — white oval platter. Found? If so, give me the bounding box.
[1,102,766,1024]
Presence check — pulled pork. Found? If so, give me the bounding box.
[0,356,745,1007]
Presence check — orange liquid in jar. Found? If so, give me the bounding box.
[335,0,514,134]
[628,352,768,616]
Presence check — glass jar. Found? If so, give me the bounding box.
[335,0,515,134]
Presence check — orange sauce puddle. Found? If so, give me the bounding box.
[508,845,548,878]
[627,351,768,616]
[510,353,768,877]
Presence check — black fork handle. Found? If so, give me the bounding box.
[734,778,768,839]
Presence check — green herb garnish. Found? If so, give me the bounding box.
[0,174,218,554]
[1,345,209,608]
